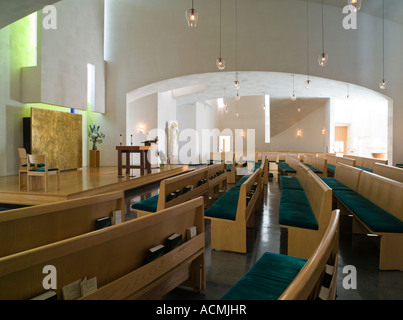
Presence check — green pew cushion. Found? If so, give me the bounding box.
[333,189,403,233]
[131,194,159,213]
[277,163,296,173]
[236,175,250,187]
[303,164,323,174]
[279,189,318,230]
[327,164,336,172]
[205,186,241,221]
[29,168,58,172]
[279,176,303,190]
[220,252,307,300]
[320,177,352,191]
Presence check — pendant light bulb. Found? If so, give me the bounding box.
[379,79,386,90]
[216,57,226,70]
[305,79,312,89]
[347,0,361,12]
[318,53,328,67]
[234,80,240,90]
[236,92,240,101]
[291,94,296,101]
[236,112,239,117]
[186,1,198,28]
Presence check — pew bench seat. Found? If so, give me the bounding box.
[327,164,336,173]
[320,177,352,191]
[303,164,323,174]
[333,189,403,233]
[131,194,159,213]
[221,252,307,300]
[321,177,403,233]
[279,176,303,190]
[279,189,319,230]
[204,186,241,221]
[277,162,296,174]
[204,175,250,221]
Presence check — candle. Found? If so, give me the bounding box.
[131,135,133,145]
[120,134,122,145]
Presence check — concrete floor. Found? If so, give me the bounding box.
[126,174,403,301]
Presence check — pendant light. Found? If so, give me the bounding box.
[291,75,297,101]
[236,90,240,101]
[216,0,225,70]
[234,0,240,89]
[186,0,198,27]
[305,0,312,89]
[318,0,328,67]
[379,0,386,90]
[347,0,361,12]
[262,92,267,111]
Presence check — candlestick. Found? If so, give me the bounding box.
[131,135,133,146]
[120,134,122,146]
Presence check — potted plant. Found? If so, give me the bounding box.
[88,125,105,150]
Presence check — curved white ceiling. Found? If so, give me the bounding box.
[127,71,389,107]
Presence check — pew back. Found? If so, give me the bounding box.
[304,155,327,177]
[334,163,362,191]
[305,171,333,230]
[0,197,206,300]
[373,163,403,183]
[157,168,209,210]
[0,191,124,258]
[357,171,403,221]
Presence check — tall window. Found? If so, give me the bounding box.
[87,63,96,111]
[265,94,271,143]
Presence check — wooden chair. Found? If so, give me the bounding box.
[27,154,60,192]
[17,148,28,189]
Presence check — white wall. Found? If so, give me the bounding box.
[104,0,403,165]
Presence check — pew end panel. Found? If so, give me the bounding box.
[207,169,263,254]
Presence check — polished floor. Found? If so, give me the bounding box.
[125,170,403,300]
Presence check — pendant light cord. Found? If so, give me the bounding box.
[382,0,385,80]
[306,0,310,79]
[235,0,238,73]
[321,0,325,53]
[219,0,222,58]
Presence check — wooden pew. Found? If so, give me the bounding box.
[204,168,263,253]
[373,163,403,183]
[221,209,340,300]
[277,155,300,176]
[303,155,327,177]
[333,170,403,270]
[206,162,228,205]
[0,197,206,300]
[343,155,388,172]
[131,167,208,217]
[0,191,124,258]
[325,155,356,177]
[279,167,333,259]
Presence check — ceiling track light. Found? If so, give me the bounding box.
[186,0,198,27]
[380,0,386,90]
[318,0,328,67]
[216,0,225,70]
